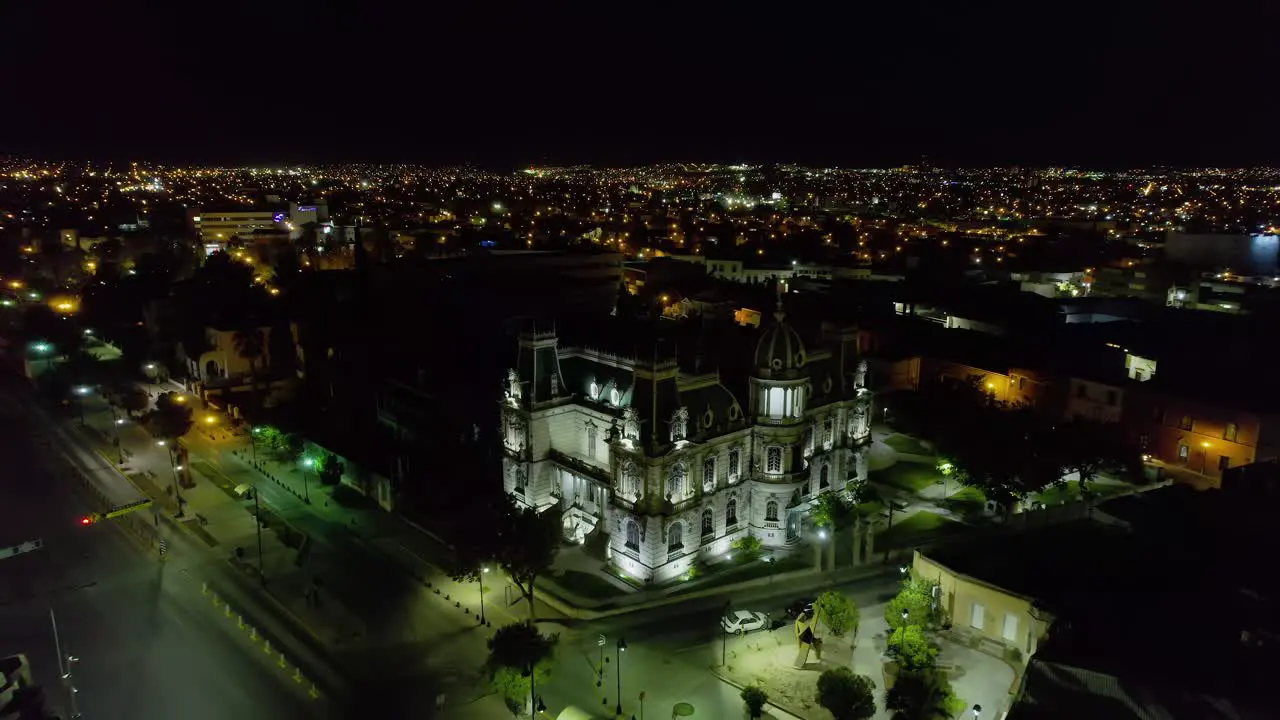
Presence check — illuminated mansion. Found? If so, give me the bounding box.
[500,304,873,584]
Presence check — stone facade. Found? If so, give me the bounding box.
[499,307,873,584]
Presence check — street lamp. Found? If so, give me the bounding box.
[300,457,314,504]
[73,385,90,426]
[250,426,262,464]
[973,704,982,719]
[615,637,627,717]
[158,439,184,516]
[478,566,489,625]
[523,664,547,719]
[111,411,124,464]
[721,600,731,667]
[50,609,81,719]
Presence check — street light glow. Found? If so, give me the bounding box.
[302,457,315,468]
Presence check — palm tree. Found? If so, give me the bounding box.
[232,327,266,404]
[885,669,953,720]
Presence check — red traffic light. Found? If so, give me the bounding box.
[80,516,95,525]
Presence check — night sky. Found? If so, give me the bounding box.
[2,1,1276,167]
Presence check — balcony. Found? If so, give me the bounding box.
[547,448,612,486]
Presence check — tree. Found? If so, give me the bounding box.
[116,384,151,417]
[281,432,305,461]
[232,326,266,404]
[885,669,955,720]
[811,491,848,530]
[496,505,561,622]
[318,452,344,486]
[149,392,194,441]
[813,590,860,638]
[486,623,556,708]
[741,685,769,719]
[1052,418,1140,496]
[730,533,764,563]
[885,578,937,631]
[816,667,877,720]
[887,625,938,672]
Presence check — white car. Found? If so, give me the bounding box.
[721,610,770,635]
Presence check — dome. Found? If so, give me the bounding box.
[755,307,806,375]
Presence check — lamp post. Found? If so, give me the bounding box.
[525,664,547,719]
[158,440,183,517]
[973,704,982,719]
[615,636,627,717]
[250,426,261,464]
[478,566,489,624]
[73,385,90,426]
[111,408,124,464]
[254,489,266,586]
[814,528,828,571]
[721,600,731,666]
[50,608,81,719]
[300,457,314,504]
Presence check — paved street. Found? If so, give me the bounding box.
[0,373,327,720]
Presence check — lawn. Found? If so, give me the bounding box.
[1036,480,1131,506]
[878,511,965,549]
[871,462,944,494]
[666,554,809,596]
[550,570,629,601]
[941,485,987,516]
[883,434,933,457]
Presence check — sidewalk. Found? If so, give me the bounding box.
[73,390,367,653]
[715,602,1015,720]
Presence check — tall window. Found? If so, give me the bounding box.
[766,446,783,474]
[823,419,834,450]
[701,508,714,537]
[671,407,689,443]
[1224,423,1238,442]
[820,463,829,489]
[621,460,641,498]
[728,448,741,479]
[589,380,600,400]
[668,522,684,551]
[586,421,598,460]
[726,498,738,526]
[513,465,527,494]
[625,520,640,550]
[610,387,621,406]
[668,463,686,498]
[703,456,717,491]
[765,500,779,522]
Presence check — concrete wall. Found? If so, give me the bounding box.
[913,551,1051,658]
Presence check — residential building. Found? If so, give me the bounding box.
[498,303,873,583]
[1063,375,1125,423]
[1124,386,1280,485]
[912,550,1051,659]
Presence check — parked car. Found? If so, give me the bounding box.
[785,598,815,619]
[721,610,771,635]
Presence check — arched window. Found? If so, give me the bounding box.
[820,463,830,489]
[726,498,739,526]
[668,521,684,551]
[668,463,686,498]
[765,500,779,522]
[625,520,640,550]
[610,386,621,405]
[701,508,714,537]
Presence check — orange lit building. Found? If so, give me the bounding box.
[1125,387,1280,486]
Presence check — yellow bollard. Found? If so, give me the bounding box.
[201,582,208,596]
[248,626,258,642]
[237,614,245,629]
[277,652,287,669]
[263,639,273,655]
[224,601,232,617]
[308,683,320,699]
[292,666,304,684]
[211,592,220,606]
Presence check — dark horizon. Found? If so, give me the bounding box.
[3,2,1277,168]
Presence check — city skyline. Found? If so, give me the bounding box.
[2,3,1277,167]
